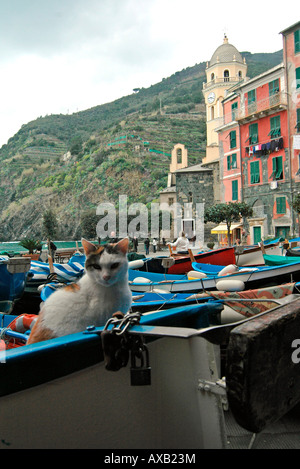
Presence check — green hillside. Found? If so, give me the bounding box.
[0,50,282,241]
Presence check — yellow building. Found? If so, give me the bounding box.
[202,35,247,165]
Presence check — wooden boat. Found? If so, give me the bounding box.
[235,239,281,266]
[0,256,31,313]
[286,248,300,257]
[1,295,300,448]
[129,260,300,294]
[0,301,227,449]
[196,283,297,319]
[263,253,300,266]
[40,284,213,312]
[136,247,236,275]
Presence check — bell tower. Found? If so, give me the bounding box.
[202,35,247,165]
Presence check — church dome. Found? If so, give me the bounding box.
[209,35,243,66]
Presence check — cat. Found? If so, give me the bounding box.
[27,237,132,344]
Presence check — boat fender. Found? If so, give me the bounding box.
[4,314,38,349]
[9,314,38,334]
[216,279,245,292]
[218,264,239,276]
[128,259,145,270]
[187,270,207,280]
[132,277,152,284]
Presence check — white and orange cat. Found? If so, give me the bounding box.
[27,238,132,344]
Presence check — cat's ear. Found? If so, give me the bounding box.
[115,237,129,254]
[81,238,98,255]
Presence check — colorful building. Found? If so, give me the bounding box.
[215,21,300,244]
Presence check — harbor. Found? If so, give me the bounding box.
[0,237,300,448]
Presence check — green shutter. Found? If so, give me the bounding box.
[227,156,231,170]
[269,79,280,96]
[232,180,238,201]
[297,109,300,131]
[271,156,283,180]
[230,131,236,149]
[269,115,281,137]
[295,30,300,54]
[250,161,260,184]
[231,153,237,169]
[249,123,258,144]
[296,68,300,89]
[248,89,256,103]
[276,197,286,214]
[276,157,283,179]
[231,102,238,120]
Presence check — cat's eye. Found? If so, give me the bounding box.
[111,262,120,269]
[92,264,102,270]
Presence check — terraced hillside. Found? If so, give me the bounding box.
[0,49,282,241]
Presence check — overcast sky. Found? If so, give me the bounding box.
[0,0,298,148]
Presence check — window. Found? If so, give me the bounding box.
[232,180,238,201]
[271,156,283,180]
[295,29,300,54]
[269,79,280,96]
[297,109,300,132]
[247,89,256,113]
[296,67,300,89]
[224,70,229,82]
[230,130,237,149]
[249,123,258,144]
[231,102,238,121]
[248,89,256,104]
[269,115,281,137]
[276,197,286,214]
[227,153,237,170]
[250,161,260,184]
[177,148,182,164]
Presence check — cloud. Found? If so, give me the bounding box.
[0,0,298,147]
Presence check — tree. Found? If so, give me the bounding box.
[204,202,253,246]
[43,209,58,240]
[80,210,99,239]
[19,237,40,254]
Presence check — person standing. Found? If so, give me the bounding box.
[152,238,157,253]
[144,237,150,255]
[133,236,138,252]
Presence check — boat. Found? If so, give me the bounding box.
[201,283,297,319]
[286,248,300,257]
[235,239,281,266]
[263,253,300,266]
[0,294,300,448]
[135,247,236,275]
[0,256,31,313]
[128,259,300,294]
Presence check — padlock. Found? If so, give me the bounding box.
[130,344,151,386]
[101,330,129,371]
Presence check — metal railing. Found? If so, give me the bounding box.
[215,92,288,128]
[203,77,242,90]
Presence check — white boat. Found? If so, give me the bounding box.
[128,260,300,294]
[0,295,299,448]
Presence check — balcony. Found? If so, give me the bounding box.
[236,92,288,122]
[215,92,288,132]
[203,77,242,90]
